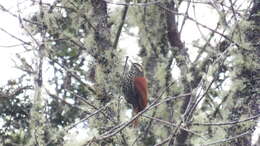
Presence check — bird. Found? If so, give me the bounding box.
[122,62,148,127]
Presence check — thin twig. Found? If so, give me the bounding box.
[0,86,32,100]
[0,27,31,45]
[203,129,253,146]
[123,56,129,77]
[103,0,161,6]
[185,77,216,120]
[49,57,97,95]
[113,0,129,49]
[154,136,171,146]
[192,114,260,126]
[157,4,244,50]
[0,43,25,48]
[0,3,42,26]
[66,89,117,124]
[45,88,91,114]
[143,115,206,140]
[179,0,191,34]
[66,102,114,130]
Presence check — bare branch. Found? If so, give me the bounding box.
[102,0,161,6]
[192,114,260,126]
[0,27,31,45]
[113,0,129,49]
[203,129,253,146]
[0,86,32,101]
[143,115,206,140]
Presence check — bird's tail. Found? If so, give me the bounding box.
[132,107,140,127]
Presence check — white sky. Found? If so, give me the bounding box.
[0,1,23,84]
[0,0,218,84]
[0,0,258,145]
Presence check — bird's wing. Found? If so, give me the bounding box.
[134,77,148,112]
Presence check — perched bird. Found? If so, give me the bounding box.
[122,62,148,127]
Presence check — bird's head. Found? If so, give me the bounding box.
[130,63,144,77]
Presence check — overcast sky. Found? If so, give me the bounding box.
[0,0,219,85]
[0,1,22,85]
